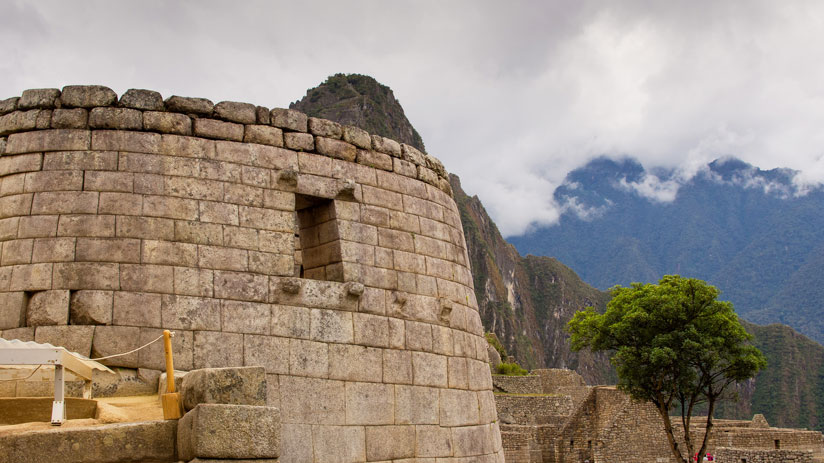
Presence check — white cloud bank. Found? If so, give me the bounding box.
[3,0,824,236]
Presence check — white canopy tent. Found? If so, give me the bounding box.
[0,338,113,425]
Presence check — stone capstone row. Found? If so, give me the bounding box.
[0,85,452,196]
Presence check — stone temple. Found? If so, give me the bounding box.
[0,86,504,462]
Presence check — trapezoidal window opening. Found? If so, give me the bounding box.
[294,194,343,282]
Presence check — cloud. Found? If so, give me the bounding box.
[616,174,681,203]
[4,1,824,236]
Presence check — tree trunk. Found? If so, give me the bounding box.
[696,397,717,462]
[657,403,690,463]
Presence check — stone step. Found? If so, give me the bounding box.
[0,420,177,463]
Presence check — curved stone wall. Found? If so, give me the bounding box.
[0,86,503,462]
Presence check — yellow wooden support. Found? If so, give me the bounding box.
[161,330,183,420]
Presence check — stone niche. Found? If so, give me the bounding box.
[0,85,504,463]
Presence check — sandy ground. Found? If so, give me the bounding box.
[0,395,164,435]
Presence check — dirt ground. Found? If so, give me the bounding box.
[0,395,164,435]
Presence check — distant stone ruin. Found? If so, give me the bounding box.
[494,369,824,463]
[0,85,503,462]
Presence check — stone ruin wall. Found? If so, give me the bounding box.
[713,448,814,463]
[0,85,504,463]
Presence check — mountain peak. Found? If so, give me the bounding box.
[290,73,426,152]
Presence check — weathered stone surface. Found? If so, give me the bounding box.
[0,326,35,341]
[27,290,70,326]
[91,325,140,367]
[0,420,177,463]
[60,85,117,108]
[214,101,257,124]
[345,381,394,425]
[316,136,357,161]
[19,88,60,109]
[0,292,26,330]
[51,108,88,129]
[0,110,39,136]
[372,134,401,156]
[343,125,372,149]
[244,124,283,147]
[366,425,415,461]
[181,366,267,410]
[143,111,192,135]
[284,132,314,151]
[417,425,454,457]
[308,117,342,139]
[35,325,95,356]
[194,118,244,141]
[119,88,164,110]
[89,107,143,130]
[395,384,439,425]
[0,97,19,115]
[165,95,214,116]
[193,330,243,369]
[270,108,308,132]
[177,404,280,460]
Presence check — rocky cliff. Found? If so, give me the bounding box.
[290,73,426,152]
[450,175,614,385]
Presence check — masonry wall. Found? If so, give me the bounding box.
[714,448,813,463]
[0,86,504,463]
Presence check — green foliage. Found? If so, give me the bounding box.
[495,362,529,376]
[485,332,507,359]
[568,275,766,463]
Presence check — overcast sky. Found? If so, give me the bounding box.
[3,0,824,236]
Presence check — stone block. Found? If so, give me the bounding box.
[75,237,141,263]
[244,125,283,147]
[91,130,159,153]
[0,420,177,463]
[289,338,328,378]
[57,214,115,237]
[19,88,60,109]
[357,149,393,171]
[0,96,18,115]
[214,101,257,124]
[308,117,342,138]
[0,217,18,241]
[406,320,433,352]
[213,270,268,302]
[388,317,406,349]
[69,291,113,325]
[316,136,357,161]
[284,132,314,151]
[199,200,238,225]
[0,110,38,137]
[9,263,53,291]
[194,118,244,141]
[0,326,34,341]
[91,325,140,367]
[281,423,314,463]
[6,129,90,154]
[395,384,439,425]
[382,349,412,384]
[328,344,382,382]
[439,388,480,426]
[85,171,134,192]
[27,290,70,326]
[343,125,371,149]
[478,390,497,423]
[417,425,454,457]
[371,135,401,156]
[165,95,214,116]
[60,85,117,107]
[467,358,493,391]
[180,366,266,410]
[119,264,174,293]
[177,404,279,460]
[143,195,199,220]
[452,424,492,457]
[50,108,89,129]
[278,375,345,424]
[345,381,394,425]
[173,267,214,297]
[175,220,223,245]
[32,191,98,214]
[412,351,448,387]
[113,291,161,327]
[193,330,244,369]
[270,108,307,132]
[271,304,311,339]
[353,312,389,348]
[143,111,192,135]
[448,356,469,389]
[366,425,415,461]
[1,239,33,265]
[160,294,221,331]
[310,308,353,343]
[221,300,270,334]
[35,325,95,356]
[14,215,55,240]
[119,89,164,110]
[0,292,26,330]
[312,424,366,463]
[88,107,143,130]
[243,334,289,374]
[138,328,194,370]
[198,245,248,271]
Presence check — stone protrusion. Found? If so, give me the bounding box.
[19,89,61,110]
[177,403,280,460]
[308,117,342,139]
[278,168,299,186]
[26,290,70,326]
[281,278,302,294]
[345,281,365,298]
[119,89,164,110]
[180,366,266,411]
[343,125,371,149]
[372,134,402,157]
[0,97,19,116]
[60,85,117,108]
[439,297,453,323]
[164,95,215,116]
[214,101,257,124]
[270,108,308,132]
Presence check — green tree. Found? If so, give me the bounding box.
[568,275,766,463]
